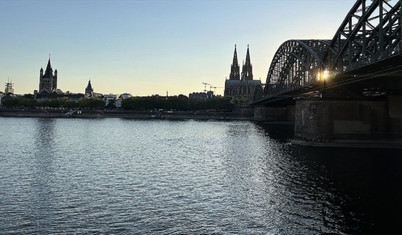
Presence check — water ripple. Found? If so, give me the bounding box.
[1,118,401,233]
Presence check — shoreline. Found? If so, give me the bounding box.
[292,139,402,149]
[0,108,254,121]
[3,109,402,149]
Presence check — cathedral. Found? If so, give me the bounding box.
[224,45,261,103]
[39,58,57,93]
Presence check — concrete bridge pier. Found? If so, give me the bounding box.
[254,105,295,123]
[293,96,402,147]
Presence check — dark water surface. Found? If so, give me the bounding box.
[0,117,401,234]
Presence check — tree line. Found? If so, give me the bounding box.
[120,95,235,111]
[1,95,105,109]
[1,94,241,111]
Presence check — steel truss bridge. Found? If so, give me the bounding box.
[254,0,402,105]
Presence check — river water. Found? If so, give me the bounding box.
[0,117,401,234]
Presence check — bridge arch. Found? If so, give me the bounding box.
[324,0,402,73]
[264,40,330,96]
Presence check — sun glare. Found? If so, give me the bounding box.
[317,70,330,81]
[323,70,329,80]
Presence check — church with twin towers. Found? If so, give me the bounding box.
[224,45,261,103]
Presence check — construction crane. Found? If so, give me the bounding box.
[210,86,223,93]
[202,82,211,92]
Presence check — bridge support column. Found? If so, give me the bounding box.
[294,97,402,146]
[254,105,295,122]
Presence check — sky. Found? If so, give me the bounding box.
[0,0,355,96]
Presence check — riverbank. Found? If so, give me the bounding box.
[0,108,254,120]
[292,139,402,149]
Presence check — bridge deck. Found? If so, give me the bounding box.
[254,54,402,106]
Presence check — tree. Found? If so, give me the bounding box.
[1,96,17,108]
[106,100,116,109]
[87,98,105,109]
[121,95,234,111]
[48,99,62,108]
[18,97,37,108]
[165,95,189,110]
[78,98,105,109]
[121,96,164,110]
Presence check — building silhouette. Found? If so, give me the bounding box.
[39,58,57,94]
[5,81,14,95]
[224,45,261,103]
[189,91,214,100]
[85,80,94,97]
[35,57,85,100]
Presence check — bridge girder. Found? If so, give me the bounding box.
[264,40,330,96]
[258,0,402,102]
[325,0,402,73]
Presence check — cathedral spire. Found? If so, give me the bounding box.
[87,79,92,90]
[85,79,94,97]
[45,57,52,73]
[46,54,51,68]
[245,44,251,65]
[233,45,239,66]
[229,44,240,80]
[43,57,53,79]
[241,44,253,80]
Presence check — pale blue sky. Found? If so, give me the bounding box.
[0,0,355,96]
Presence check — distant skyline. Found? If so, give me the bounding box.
[0,0,355,96]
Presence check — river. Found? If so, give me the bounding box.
[0,117,401,234]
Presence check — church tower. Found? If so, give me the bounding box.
[241,45,253,80]
[39,57,57,93]
[85,80,94,97]
[229,45,240,80]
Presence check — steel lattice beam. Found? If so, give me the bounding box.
[324,0,401,72]
[264,40,330,96]
[259,0,402,100]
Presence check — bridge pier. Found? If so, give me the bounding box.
[254,105,295,122]
[254,95,402,147]
[293,96,402,147]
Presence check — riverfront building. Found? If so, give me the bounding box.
[0,91,4,105]
[224,45,261,103]
[35,57,86,100]
[5,81,14,95]
[189,91,214,100]
[39,58,58,94]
